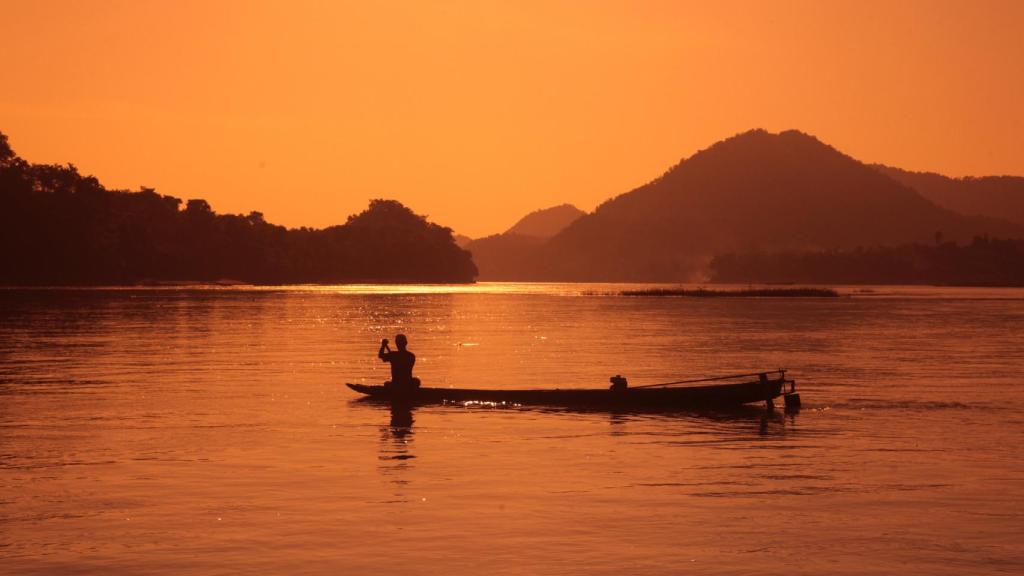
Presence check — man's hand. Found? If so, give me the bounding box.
[381,338,389,346]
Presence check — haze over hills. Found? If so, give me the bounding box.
[470,129,1024,281]
[463,204,585,278]
[873,165,1024,228]
[503,204,586,239]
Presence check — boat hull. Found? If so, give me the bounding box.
[346,377,787,409]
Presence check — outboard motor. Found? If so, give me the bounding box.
[609,375,628,391]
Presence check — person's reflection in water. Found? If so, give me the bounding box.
[390,402,415,431]
[378,402,416,484]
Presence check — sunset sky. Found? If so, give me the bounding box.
[2,0,1022,237]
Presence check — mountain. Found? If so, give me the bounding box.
[464,204,584,279]
[485,129,1023,281]
[504,204,585,238]
[462,234,545,279]
[873,165,1024,228]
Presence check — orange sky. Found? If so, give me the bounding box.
[2,0,1022,237]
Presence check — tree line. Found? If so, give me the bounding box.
[710,236,1024,286]
[0,132,477,285]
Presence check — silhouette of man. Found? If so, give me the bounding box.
[379,334,419,392]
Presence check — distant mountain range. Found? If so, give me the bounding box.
[467,129,1023,281]
[872,165,1024,228]
[5,126,1022,286]
[464,204,585,278]
[503,204,585,238]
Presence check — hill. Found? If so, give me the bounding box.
[0,132,477,285]
[464,204,585,279]
[462,234,546,279]
[504,204,585,238]
[518,129,1023,281]
[873,165,1024,228]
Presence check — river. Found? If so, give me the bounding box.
[1,284,1022,575]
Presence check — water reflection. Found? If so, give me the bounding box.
[389,403,415,430]
[601,406,797,439]
[4,287,1023,575]
[378,403,416,483]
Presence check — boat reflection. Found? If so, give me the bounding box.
[605,405,795,437]
[356,396,798,439]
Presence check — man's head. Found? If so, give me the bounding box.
[395,334,408,350]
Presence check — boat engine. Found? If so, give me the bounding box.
[609,375,628,391]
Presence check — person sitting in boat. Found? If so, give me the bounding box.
[379,334,420,392]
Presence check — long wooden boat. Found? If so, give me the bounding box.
[347,371,798,410]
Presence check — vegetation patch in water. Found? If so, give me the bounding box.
[621,287,839,297]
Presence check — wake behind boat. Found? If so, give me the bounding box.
[347,370,800,410]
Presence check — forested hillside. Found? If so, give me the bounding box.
[0,132,476,285]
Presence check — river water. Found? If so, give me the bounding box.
[1,284,1022,575]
